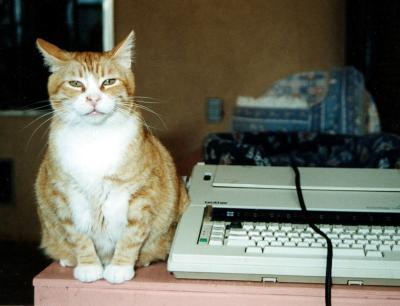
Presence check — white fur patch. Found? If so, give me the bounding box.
[102,189,131,240]
[54,115,138,189]
[103,264,135,283]
[68,188,92,233]
[93,188,133,258]
[54,114,140,259]
[74,264,103,282]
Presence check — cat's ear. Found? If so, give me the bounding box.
[36,38,70,73]
[110,31,135,69]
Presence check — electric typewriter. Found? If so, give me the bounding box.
[168,163,400,285]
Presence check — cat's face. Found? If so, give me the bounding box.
[37,32,136,125]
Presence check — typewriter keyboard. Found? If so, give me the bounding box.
[198,221,400,258]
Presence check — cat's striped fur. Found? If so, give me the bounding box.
[35,32,188,283]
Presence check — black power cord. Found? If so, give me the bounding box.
[291,165,333,306]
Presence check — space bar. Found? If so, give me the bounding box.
[263,246,365,257]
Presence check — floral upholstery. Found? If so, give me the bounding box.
[204,132,400,169]
[233,67,380,135]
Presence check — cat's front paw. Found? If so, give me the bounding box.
[103,264,134,284]
[74,264,103,282]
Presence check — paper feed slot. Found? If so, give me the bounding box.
[212,166,400,192]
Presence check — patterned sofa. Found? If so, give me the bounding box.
[204,132,400,168]
[204,67,400,169]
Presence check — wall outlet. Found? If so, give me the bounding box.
[206,97,224,123]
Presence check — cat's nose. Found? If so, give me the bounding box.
[86,95,101,106]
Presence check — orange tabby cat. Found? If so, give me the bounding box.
[35,32,188,283]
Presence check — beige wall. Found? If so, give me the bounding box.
[0,0,344,241]
[115,0,345,160]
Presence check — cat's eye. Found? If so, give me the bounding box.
[68,80,84,88]
[102,78,117,86]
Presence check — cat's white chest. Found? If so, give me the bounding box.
[53,119,137,188]
[54,118,140,256]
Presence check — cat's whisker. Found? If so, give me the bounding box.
[117,102,133,109]
[125,96,162,104]
[28,105,53,112]
[38,140,49,161]
[117,100,136,106]
[25,111,55,151]
[119,111,156,134]
[38,123,53,157]
[23,99,52,108]
[118,101,167,131]
[137,116,159,134]
[132,95,160,101]
[133,103,168,130]
[40,124,52,141]
[139,113,165,133]
[118,95,162,104]
[132,99,161,104]
[116,104,133,113]
[26,99,64,112]
[116,104,158,134]
[116,107,132,118]
[143,122,153,134]
[22,110,54,131]
[134,100,161,104]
